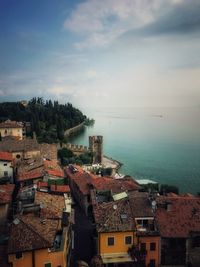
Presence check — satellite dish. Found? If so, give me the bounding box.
[113,204,117,210]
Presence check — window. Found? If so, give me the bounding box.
[44,263,51,267]
[4,171,8,177]
[150,242,156,251]
[4,163,7,166]
[149,259,156,267]
[107,237,114,246]
[140,243,146,251]
[15,252,23,259]
[16,154,21,159]
[125,236,132,245]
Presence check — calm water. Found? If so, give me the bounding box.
[69,107,200,194]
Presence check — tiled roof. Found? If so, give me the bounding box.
[0,138,40,153]
[35,191,65,218]
[17,167,44,182]
[66,165,140,196]
[8,213,58,254]
[50,185,70,193]
[128,191,155,218]
[47,169,64,178]
[0,184,15,203]
[92,176,140,193]
[0,151,12,161]
[0,120,23,129]
[156,195,200,238]
[93,198,135,232]
[40,143,57,160]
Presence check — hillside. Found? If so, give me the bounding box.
[0,97,86,143]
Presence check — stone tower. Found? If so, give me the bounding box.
[89,136,103,164]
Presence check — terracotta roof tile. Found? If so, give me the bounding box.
[35,191,65,218]
[0,152,13,161]
[8,213,58,253]
[50,185,70,193]
[156,195,200,238]
[47,169,64,178]
[17,167,44,182]
[65,166,140,195]
[93,198,135,232]
[0,120,23,129]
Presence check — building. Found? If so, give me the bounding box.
[0,120,23,140]
[89,136,103,164]
[65,165,140,216]
[92,191,160,267]
[0,138,40,161]
[0,152,13,183]
[8,191,73,267]
[156,195,200,267]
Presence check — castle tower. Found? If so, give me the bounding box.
[89,136,103,164]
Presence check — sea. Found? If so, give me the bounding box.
[68,107,200,195]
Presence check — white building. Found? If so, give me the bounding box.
[0,152,13,183]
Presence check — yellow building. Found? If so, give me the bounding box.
[92,191,160,267]
[8,192,73,267]
[0,120,23,140]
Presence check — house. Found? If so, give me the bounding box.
[8,191,73,267]
[65,165,140,216]
[92,191,160,267]
[156,195,200,267]
[0,138,41,161]
[0,120,23,140]
[0,152,13,183]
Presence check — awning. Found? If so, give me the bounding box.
[101,253,134,264]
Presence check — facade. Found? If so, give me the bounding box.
[0,138,41,161]
[0,151,13,183]
[156,195,200,267]
[8,190,73,267]
[92,192,160,267]
[0,120,23,140]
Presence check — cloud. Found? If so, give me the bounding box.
[63,0,196,48]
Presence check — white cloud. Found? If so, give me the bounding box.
[64,0,188,48]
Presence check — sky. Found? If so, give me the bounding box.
[0,0,200,109]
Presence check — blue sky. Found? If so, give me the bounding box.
[0,0,200,109]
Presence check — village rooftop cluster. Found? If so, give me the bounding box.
[0,119,200,267]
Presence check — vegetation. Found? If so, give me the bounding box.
[84,117,95,126]
[0,98,87,143]
[160,184,179,195]
[58,147,93,166]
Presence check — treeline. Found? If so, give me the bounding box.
[0,97,86,143]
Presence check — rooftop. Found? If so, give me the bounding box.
[8,213,59,254]
[65,165,140,196]
[17,167,44,182]
[156,195,200,238]
[34,191,65,219]
[93,197,134,233]
[0,120,23,129]
[0,138,40,153]
[0,151,13,161]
